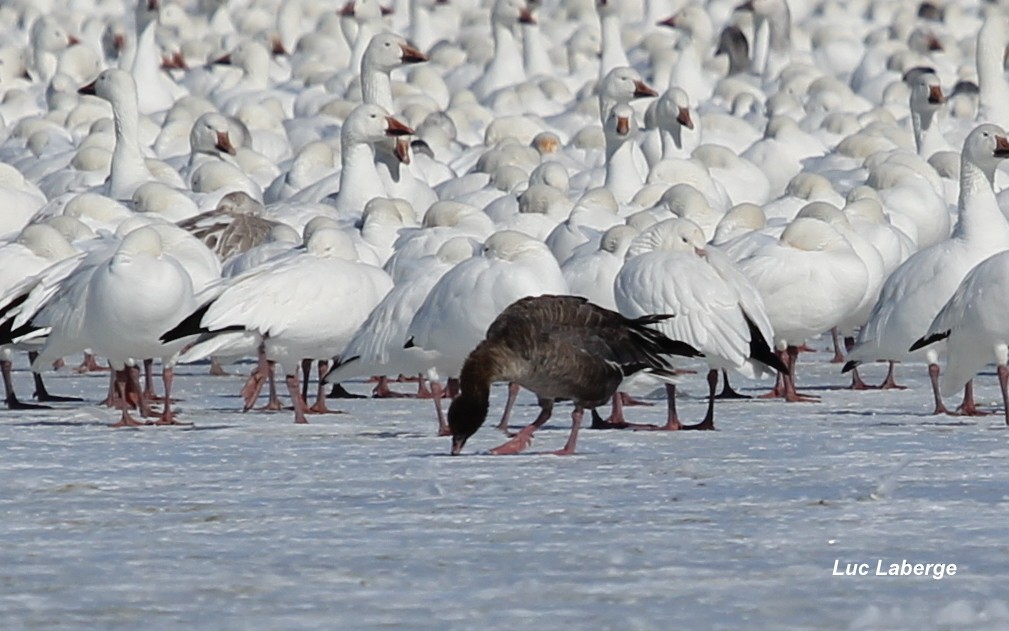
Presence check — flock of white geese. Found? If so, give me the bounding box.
[2,0,1009,452]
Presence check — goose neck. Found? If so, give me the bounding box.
[952,157,1008,240]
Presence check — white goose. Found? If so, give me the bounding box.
[615,218,786,429]
[162,227,393,424]
[846,125,1009,415]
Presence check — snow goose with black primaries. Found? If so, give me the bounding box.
[162,227,393,424]
[615,218,786,430]
[845,124,1009,415]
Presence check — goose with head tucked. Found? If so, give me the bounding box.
[845,124,1009,415]
[738,216,869,401]
[615,218,785,430]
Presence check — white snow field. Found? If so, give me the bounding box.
[1,349,1008,631]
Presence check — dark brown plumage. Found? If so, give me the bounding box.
[448,295,702,455]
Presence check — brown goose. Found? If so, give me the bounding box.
[448,295,702,455]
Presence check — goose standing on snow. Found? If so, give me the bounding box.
[448,295,702,456]
[615,218,786,430]
[845,124,1009,415]
[162,228,393,424]
[911,249,1009,424]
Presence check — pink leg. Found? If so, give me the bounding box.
[447,377,460,398]
[259,362,282,411]
[489,399,554,455]
[431,380,449,436]
[109,369,143,427]
[829,327,845,363]
[618,391,654,407]
[300,358,312,403]
[929,363,951,415]
[551,407,584,456]
[76,353,107,373]
[999,365,1009,426]
[372,376,405,398]
[416,375,434,398]
[760,351,788,399]
[151,366,191,425]
[878,362,906,390]
[308,360,338,413]
[495,382,520,432]
[128,365,156,417]
[209,357,229,376]
[783,346,819,402]
[241,344,269,411]
[591,392,629,429]
[284,372,309,424]
[955,380,990,416]
[849,366,872,390]
[630,384,684,430]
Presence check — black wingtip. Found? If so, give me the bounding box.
[160,301,213,344]
[403,336,415,349]
[909,330,950,353]
[841,360,859,374]
[744,314,788,375]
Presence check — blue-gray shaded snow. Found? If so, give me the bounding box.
[0,352,1007,630]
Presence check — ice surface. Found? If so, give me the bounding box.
[1,349,1008,630]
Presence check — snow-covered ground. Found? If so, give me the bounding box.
[2,348,1008,630]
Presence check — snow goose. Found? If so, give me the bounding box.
[845,124,1009,414]
[738,216,869,401]
[405,230,568,427]
[77,69,184,200]
[561,224,638,311]
[162,227,393,423]
[0,224,80,409]
[177,191,283,261]
[83,227,196,426]
[546,187,622,264]
[595,0,630,79]
[641,86,698,167]
[976,12,1009,130]
[601,103,645,204]
[448,294,701,455]
[288,103,414,212]
[470,0,534,99]
[324,237,477,431]
[615,218,785,429]
[911,249,1009,424]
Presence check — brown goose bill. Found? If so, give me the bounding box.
[385,116,415,137]
[339,1,355,16]
[212,53,232,65]
[616,115,630,135]
[633,79,658,98]
[677,106,694,129]
[518,6,536,24]
[927,84,945,104]
[78,79,96,95]
[995,135,1009,158]
[657,15,677,28]
[400,43,428,64]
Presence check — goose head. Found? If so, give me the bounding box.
[78,68,136,105]
[492,0,535,31]
[435,236,478,264]
[306,226,359,260]
[117,226,164,258]
[16,223,76,260]
[528,161,569,191]
[599,66,657,111]
[908,69,944,114]
[604,102,636,142]
[341,103,414,148]
[364,32,428,73]
[598,224,638,256]
[779,217,847,252]
[30,17,79,54]
[190,112,238,157]
[627,217,707,258]
[657,86,693,129]
[482,230,546,261]
[657,184,714,223]
[713,202,766,243]
[657,5,713,45]
[962,123,1009,182]
[795,201,848,228]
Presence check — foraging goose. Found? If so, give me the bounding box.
[845,124,1009,414]
[448,294,702,456]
